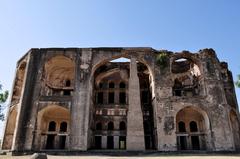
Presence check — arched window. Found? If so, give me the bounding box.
[60,122,67,132]
[108,92,114,104]
[119,92,126,104]
[48,121,56,131]
[65,80,71,87]
[119,82,126,88]
[96,122,102,130]
[109,82,115,88]
[119,121,126,130]
[190,121,198,132]
[178,121,186,132]
[108,121,114,130]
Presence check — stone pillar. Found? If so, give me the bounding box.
[66,136,70,149]
[69,49,92,150]
[55,136,60,149]
[102,136,107,149]
[126,57,145,151]
[114,136,119,149]
[115,90,119,104]
[103,91,107,105]
[11,50,42,153]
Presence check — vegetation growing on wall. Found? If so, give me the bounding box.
[156,52,168,69]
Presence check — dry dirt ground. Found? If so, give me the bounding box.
[1,154,240,159]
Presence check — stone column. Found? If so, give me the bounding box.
[115,90,119,104]
[126,57,145,151]
[69,49,92,150]
[103,91,107,105]
[114,136,119,149]
[102,136,107,149]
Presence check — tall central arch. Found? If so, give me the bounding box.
[90,56,130,150]
[89,54,156,150]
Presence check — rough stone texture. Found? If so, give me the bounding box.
[1,47,240,154]
[126,57,145,151]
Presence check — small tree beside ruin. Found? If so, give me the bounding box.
[0,83,8,121]
[236,75,240,88]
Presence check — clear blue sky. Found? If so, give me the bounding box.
[0,0,240,137]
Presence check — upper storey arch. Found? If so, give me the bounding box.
[42,55,75,96]
[11,60,27,104]
[90,49,155,81]
[171,52,203,97]
[91,51,156,97]
[44,55,75,89]
[171,53,202,76]
[90,50,156,99]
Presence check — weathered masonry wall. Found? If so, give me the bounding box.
[2,47,240,154]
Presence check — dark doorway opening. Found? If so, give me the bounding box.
[191,136,200,150]
[119,136,126,149]
[178,136,187,150]
[95,136,102,149]
[46,135,55,149]
[59,136,66,149]
[145,136,152,149]
[107,136,114,149]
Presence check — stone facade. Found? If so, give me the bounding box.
[1,47,240,153]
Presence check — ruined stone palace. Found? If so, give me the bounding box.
[1,47,240,153]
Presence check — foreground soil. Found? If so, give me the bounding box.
[1,154,240,159]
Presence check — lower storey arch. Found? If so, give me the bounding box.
[176,106,210,151]
[229,110,240,150]
[2,105,18,150]
[36,105,70,150]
